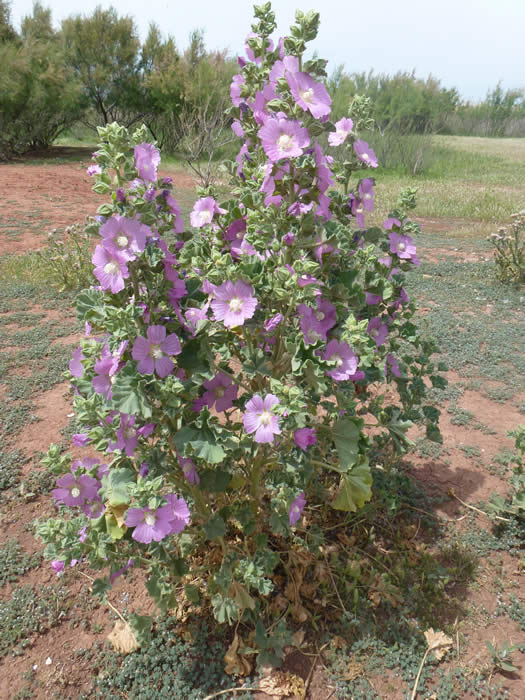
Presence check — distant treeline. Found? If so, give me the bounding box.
[0,1,236,159]
[1,1,524,160]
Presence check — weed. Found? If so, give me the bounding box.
[0,585,69,656]
[486,639,520,674]
[0,539,41,586]
[0,450,28,491]
[82,618,253,700]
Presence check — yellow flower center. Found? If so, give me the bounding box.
[229,297,243,312]
[103,261,119,275]
[398,242,406,251]
[71,487,80,498]
[300,88,314,104]
[116,234,129,248]
[199,210,213,224]
[123,427,135,440]
[259,410,272,425]
[332,353,343,367]
[150,344,163,359]
[144,512,156,526]
[277,134,295,152]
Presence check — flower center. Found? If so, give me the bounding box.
[331,353,343,367]
[397,242,406,251]
[215,386,225,398]
[361,152,369,160]
[363,193,372,200]
[229,297,243,312]
[356,206,363,215]
[116,234,129,248]
[259,410,272,426]
[71,486,80,498]
[300,88,314,104]
[199,210,213,224]
[277,133,295,153]
[150,343,164,359]
[104,261,119,275]
[144,512,156,527]
[316,311,325,321]
[123,427,135,440]
[371,327,379,338]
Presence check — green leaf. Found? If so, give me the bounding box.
[332,460,373,512]
[75,288,106,324]
[129,614,153,646]
[204,514,227,540]
[333,418,362,471]
[92,577,111,601]
[173,426,226,464]
[199,469,231,492]
[184,584,201,604]
[110,367,152,419]
[105,512,127,540]
[100,468,135,507]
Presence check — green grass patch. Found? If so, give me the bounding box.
[0,540,41,587]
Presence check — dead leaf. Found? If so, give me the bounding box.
[330,635,347,650]
[224,633,252,676]
[424,628,453,661]
[107,621,139,654]
[291,603,309,623]
[292,628,305,648]
[228,581,255,612]
[259,670,306,699]
[105,502,128,528]
[343,660,364,681]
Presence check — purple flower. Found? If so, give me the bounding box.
[116,187,126,203]
[211,280,258,328]
[51,560,65,575]
[297,298,336,345]
[230,73,245,106]
[163,192,184,233]
[125,505,175,544]
[108,414,155,456]
[139,462,149,478]
[87,165,101,176]
[389,232,418,262]
[132,325,181,377]
[259,117,310,162]
[287,71,331,119]
[243,394,281,444]
[69,347,85,378]
[195,372,238,412]
[323,340,359,381]
[294,428,317,451]
[386,353,401,378]
[53,473,100,507]
[134,143,161,182]
[354,140,378,168]
[268,55,299,83]
[350,194,365,228]
[99,215,149,261]
[92,341,127,400]
[264,313,283,332]
[190,197,227,228]
[283,232,295,245]
[165,494,191,534]
[384,217,401,231]
[367,317,389,347]
[72,433,90,447]
[328,117,353,146]
[289,492,306,525]
[366,292,383,305]
[179,456,199,485]
[359,178,374,212]
[81,497,105,519]
[92,245,129,293]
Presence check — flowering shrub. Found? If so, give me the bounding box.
[489,210,525,284]
[39,3,444,652]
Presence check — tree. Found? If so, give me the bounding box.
[21,1,55,43]
[0,0,17,43]
[61,6,143,127]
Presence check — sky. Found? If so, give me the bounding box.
[10,0,525,102]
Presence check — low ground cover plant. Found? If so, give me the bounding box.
[38,2,444,662]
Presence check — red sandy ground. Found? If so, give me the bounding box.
[0,154,523,699]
